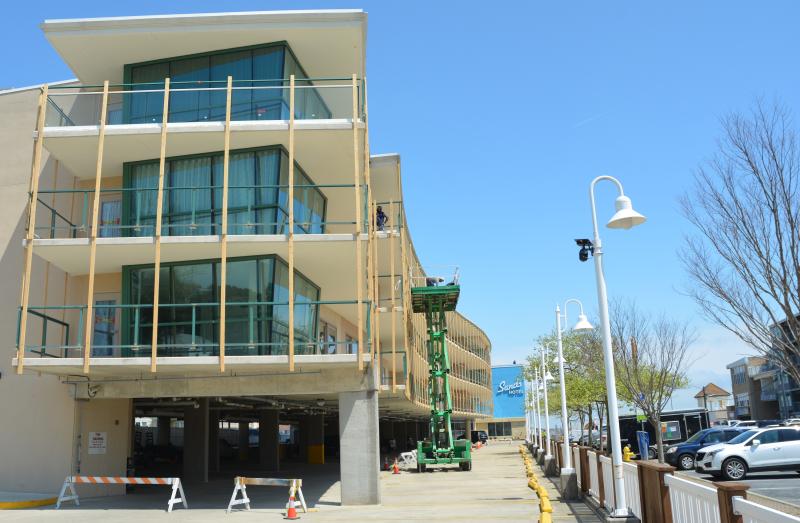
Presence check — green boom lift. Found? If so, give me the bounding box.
[412,283,472,472]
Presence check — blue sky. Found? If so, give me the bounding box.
[4,1,799,409]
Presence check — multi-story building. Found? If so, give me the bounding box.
[0,10,492,504]
[726,356,779,421]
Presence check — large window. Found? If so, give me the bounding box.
[123,254,319,356]
[488,422,512,437]
[126,42,331,123]
[123,146,325,236]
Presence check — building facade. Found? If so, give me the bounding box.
[0,10,492,503]
[474,365,526,439]
[726,356,779,421]
[694,383,732,424]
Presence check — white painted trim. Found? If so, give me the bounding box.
[42,10,366,33]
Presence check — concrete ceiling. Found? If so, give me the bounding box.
[41,10,367,84]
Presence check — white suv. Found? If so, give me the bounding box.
[695,427,800,480]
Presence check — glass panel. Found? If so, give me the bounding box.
[168,156,212,236]
[271,261,289,355]
[92,299,116,356]
[169,57,210,123]
[99,200,121,238]
[128,163,159,237]
[252,46,285,119]
[170,263,215,355]
[222,258,258,355]
[214,152,256,235]
[130,63,168,124]
[257,149,281,234]
[210,50,253,121]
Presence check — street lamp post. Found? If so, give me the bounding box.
[533,370,542,450]
[555,299,594,469]
[541,347,552,460]
[587,175,646,517]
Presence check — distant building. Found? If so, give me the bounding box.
[694,383,732,424]
[726,357,780,420]
[474,365,526,439]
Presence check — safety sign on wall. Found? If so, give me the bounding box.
[88,432,107,455]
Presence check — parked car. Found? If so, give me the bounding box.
[664,427,746,470]
[731,420,758,429]
[695,426,800,480]
[783,418,800,426]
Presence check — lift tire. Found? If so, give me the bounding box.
[460,460,472,471]
[417,462,427,473]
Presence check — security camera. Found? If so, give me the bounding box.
[575,239,594,262]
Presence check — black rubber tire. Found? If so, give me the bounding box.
[678,454,695,471]
[460,460,472,471]
[721,457,747,481]
[417,462,426,473]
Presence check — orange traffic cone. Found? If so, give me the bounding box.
[392,458,400,474]
[285,493,300,520]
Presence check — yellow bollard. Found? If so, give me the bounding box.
[539,496,553,513]
[539,514,552,523]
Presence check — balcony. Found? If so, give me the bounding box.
[45,79,362,128]
[15,300,372,376]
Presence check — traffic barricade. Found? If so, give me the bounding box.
[226,476,307,516]
[56,475,188,512]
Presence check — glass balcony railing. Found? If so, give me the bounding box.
[17,300,371,360]
[45,78,362,127]
[33,184,375,239]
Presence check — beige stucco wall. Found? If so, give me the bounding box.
[0,87,76,493]
[73,398,132,497]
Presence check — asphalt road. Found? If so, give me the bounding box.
[680,468,800,509]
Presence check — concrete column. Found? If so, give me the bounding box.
[183,398,209,483]
[339,390,380,505]
[259,410,280,472]
[238,421,250,462]
[157,417,171,447]
[209,410,220,473]
[305,414,325,464]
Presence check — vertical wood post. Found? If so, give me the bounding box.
[287,75,296,371]
[390,199,397,392]
[82,81,110,374]
[150,77,170,373]
[351,73,364,370]
[17,84,49,374]
[636,459,675,523]
[218,77,233,372]
[714,482,750,523]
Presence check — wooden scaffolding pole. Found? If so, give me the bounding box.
[390,200,397,392]
[352,74,364,370]
[288,75,296,372]
[371,201,381,389]
[17,84,49,374]
[150,78,170,373]
[82,80,110,374]
[219,76,233,373]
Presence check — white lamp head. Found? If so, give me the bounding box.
[544,371,554,381]
[607,195,646,230]
[573,313,594,331]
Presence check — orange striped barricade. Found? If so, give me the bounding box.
[226,477,307,515]
[56,476,188,512]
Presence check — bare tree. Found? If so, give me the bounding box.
[612,301,694,462]
[682,101,800,383]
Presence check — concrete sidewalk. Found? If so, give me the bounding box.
[1,442,542,522]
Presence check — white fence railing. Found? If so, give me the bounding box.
[733,496,800,523]
[587,450,600,502]
[573,446,582,489]
[622,461,642,519]
[665,474,720,523]
[600,455,615,513]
